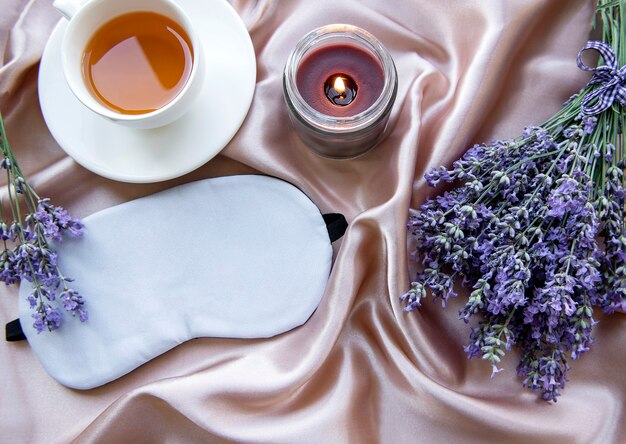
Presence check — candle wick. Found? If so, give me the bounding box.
[323,73,357,107]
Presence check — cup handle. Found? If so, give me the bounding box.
[53,0,83,20]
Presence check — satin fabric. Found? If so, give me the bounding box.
[1,0,624,442]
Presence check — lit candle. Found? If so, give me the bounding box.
[283,24,397,159]
[296,42,383,116]
[325,75,356,106]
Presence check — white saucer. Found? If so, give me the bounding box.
[38,0,256,183]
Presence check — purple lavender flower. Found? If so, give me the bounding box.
[581,116,597,134]
[0,222,9,241]
[404,104,625,401]
[0,112,87,333]
[34,199,84,242]
[59,288,88,320]
[32,305,62,333]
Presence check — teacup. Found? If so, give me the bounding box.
[54,0,204,129]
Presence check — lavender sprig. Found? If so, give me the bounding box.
[0,113,87,333]
[403,0,625,401]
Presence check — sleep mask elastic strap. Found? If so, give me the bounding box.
[323,213,348,243]
[6,318,26,342]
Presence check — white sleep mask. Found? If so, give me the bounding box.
[7,175,346,389]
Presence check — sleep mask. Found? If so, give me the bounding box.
[7,175,346,389]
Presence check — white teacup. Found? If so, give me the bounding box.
[54,0,204,129]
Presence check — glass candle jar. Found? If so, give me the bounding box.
[283,24,398,159]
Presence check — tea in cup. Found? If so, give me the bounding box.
[54,0,204,129]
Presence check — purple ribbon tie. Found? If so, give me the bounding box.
[577,40,626,116]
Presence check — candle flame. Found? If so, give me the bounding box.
[333,76,346,94]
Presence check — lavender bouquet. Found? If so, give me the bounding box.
[402,0,625,401]
[0,114,87,333]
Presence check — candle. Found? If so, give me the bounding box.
[296,44,384,116]
[283,25,397,159]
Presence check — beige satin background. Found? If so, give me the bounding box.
[1,0,625,442]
